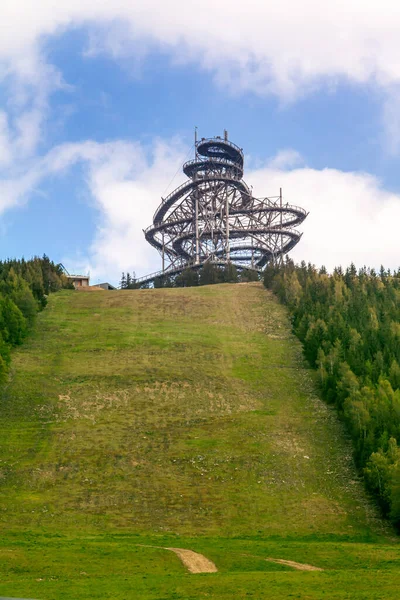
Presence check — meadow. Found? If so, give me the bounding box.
[0,283,398,598]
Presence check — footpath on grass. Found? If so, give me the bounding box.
[0,283,398,599]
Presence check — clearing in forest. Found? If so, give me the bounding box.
[0,283,398,599]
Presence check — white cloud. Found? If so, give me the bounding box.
[0,136,188,282]
[2,0,400,184]
[0,112,12,166]
[382,85,400,154]
[266,149,305,171]
[2,0,400,100]
[2,0,400,156]
[82,138,188,281]
[249,159,400,272]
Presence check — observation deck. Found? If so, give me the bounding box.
[141,132,308,285]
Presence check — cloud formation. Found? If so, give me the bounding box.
[0,136,188,281]
[2,0,400,101]
[249,157,400,272]
[1,0,400,173]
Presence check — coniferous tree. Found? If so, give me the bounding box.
[240,268,259,283]
[223,263,238,283]
[175,268,199,287]
[120,273,127,289]
[390,461,400,527]
[130,271,138,289]
[199,262,220,286]
[153,276,164,288]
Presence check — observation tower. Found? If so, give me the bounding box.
[139,131,307,285]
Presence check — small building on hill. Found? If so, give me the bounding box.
[67,274,90,289]
[90,282,116,290]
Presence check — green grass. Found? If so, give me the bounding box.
[0,282,398,598]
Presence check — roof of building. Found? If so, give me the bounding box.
[94,282,117,290]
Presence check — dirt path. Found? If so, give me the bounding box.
[166,547,218,573]
[137,544,218,573]
[265,558,323,571]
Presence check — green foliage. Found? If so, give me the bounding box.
[1,296,27,345]
[123,262,257,290]
[239,267,259,282]
[120,271,141,289]
[199,261,221,285]
[390,461,400,527]
[0,255,70,380]
[264,260,400,527]
[175,267,199,287]
[223,262,239,283]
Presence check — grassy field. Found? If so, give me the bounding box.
[0,282,398,599]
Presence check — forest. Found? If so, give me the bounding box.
[0,256,72,382]
[263,260,400,528]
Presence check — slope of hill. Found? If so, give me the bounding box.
[0,283,398,599]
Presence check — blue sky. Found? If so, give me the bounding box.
[0,1,399,284]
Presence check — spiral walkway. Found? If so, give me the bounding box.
[141,134,307,285]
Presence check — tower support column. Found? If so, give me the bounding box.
[225,185,230,261]
[195,189,199,264]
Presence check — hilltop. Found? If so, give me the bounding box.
[0,283,398,599]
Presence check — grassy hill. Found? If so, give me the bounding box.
[0,282,398,599]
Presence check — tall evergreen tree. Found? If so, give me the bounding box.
[120,272,127,289]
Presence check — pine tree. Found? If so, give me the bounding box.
[390,461,400,527]
[223,263,238,283]
[176,268,199,287]
[389,360,400,390]
[129,271,137,289]
[240,268,259,283]
[199,262,219,286]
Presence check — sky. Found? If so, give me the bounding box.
[1,1,400,285]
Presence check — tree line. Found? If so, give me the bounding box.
[120,263,259,289]
[264,260,400,528]
[0,256,72,382]
[119,272,139,289]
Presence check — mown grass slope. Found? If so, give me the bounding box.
[0,283,398,599]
